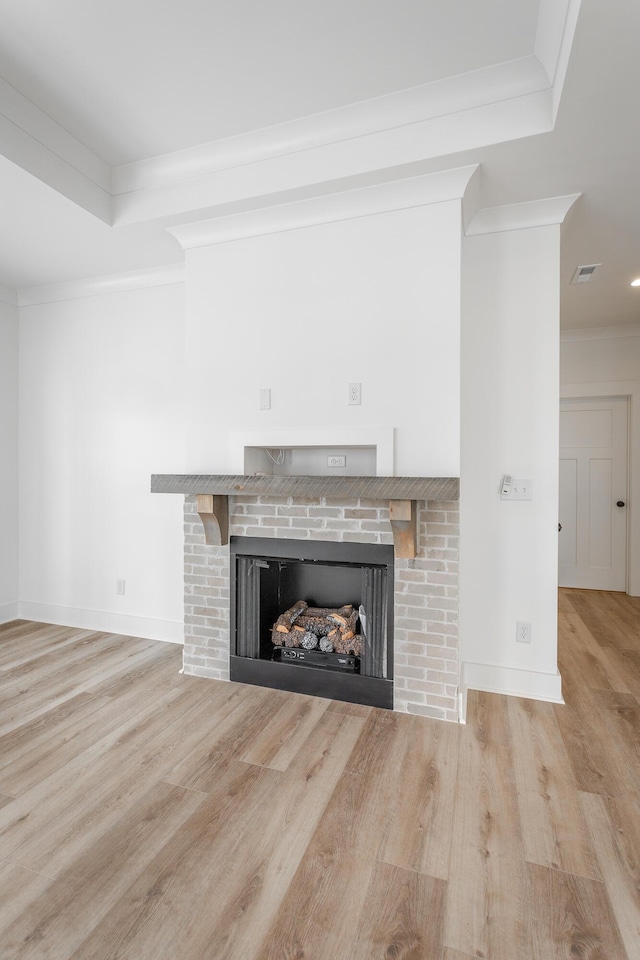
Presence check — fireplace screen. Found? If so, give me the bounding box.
[230,536,394,708]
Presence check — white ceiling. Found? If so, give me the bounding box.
[0,0,639,330]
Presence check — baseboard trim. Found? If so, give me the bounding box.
[462,661,564,704]
[18,602,183,644]
[0,601,20,625]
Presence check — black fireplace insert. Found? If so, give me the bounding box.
[229,536,394,708]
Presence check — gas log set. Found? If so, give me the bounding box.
[271,600,363,657]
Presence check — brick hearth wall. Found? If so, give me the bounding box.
[183,495,459,722]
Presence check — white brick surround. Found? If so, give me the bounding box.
[183,495,459,722]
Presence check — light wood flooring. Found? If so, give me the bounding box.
[0,588,638,959]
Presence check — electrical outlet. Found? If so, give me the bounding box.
[501,479,533,500]
[258,388,271,410]
[116,579,126,596]
[516,620,532,643]
[327,455,346,468]
[348,382,361,405]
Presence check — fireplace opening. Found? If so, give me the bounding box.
[230,536,394,709]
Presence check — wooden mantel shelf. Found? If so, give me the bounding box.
[151,474,459,559]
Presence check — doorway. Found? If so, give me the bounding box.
[559,397,628,591]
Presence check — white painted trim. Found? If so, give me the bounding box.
[230,428,395,476]
[18,602,183,644]
[114,58,547,195]
[561,324,640,342]
[0,77,111,191]
[535,0,583,120]
[0,601,19,625]
[18,263,185,307]
[465,193,581,236]
[0,284,18,306]
[458,688,468,724]
[462,660,564,703]
[0,92,111,223]
[117,90,552,226]
[168,167,477,250]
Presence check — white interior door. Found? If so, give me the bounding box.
[559,397,628,590]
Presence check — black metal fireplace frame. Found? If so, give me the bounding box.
[229,536,394,709]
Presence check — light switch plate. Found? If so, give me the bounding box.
[501,479,533,500]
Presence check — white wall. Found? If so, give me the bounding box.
[0,299,19,621]
[561,325,640,595]
[18,284,186,640]
[184,202,462,477]
[460,224,563,704]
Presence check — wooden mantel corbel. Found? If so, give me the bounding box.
[388,500,417,559]
[196,494,229,546]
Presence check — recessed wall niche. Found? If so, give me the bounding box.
[244,445,376,477]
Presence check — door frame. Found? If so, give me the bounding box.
[559,395,630,592]
[560,387,635,595]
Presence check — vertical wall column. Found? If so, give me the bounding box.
[460,196,578,705]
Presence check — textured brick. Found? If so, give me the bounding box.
[307,507,343,519]
[277,505,309,517]
[181,492,459,721]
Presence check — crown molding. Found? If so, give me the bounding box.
[465,193,581,235]
[535,0,583,119]
[17,263,185,307]
[115,73,551,226]
[561,323,640,342]
[0,283,19,306]
[0,77,112,223]
[167,166,478,250]
[114,57,546,196]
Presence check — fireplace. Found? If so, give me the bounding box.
[150,474,460,721]
[230,536,394,708]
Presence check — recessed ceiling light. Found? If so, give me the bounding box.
[630,278,640,286]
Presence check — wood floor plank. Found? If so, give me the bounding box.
[350,859,447,958]
[553,677,627,797]
[0,860,56,939]
[586,690,640,796]
[525,862,627,960]
[326,699,373,718]
[562,590,629,651]
[444,691,527,960]
[378,711,459,880]
[0,691,104,778]
[507,696,600,880]
[602,646,640,700]
[557,607,631,694]
[239,692,331,770]
[253,710,408,960]
[350,860,446,960]
[0,780,207,960]
[0,657,210,797]
[0,626,99,670]
[188,711,367,960]
[580,791,640,960]
[0,678,216,875]
[163,685,288,792]
[65,761,282,960]
[0,641,167,738]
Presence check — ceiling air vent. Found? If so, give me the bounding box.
[571,263,601,284]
